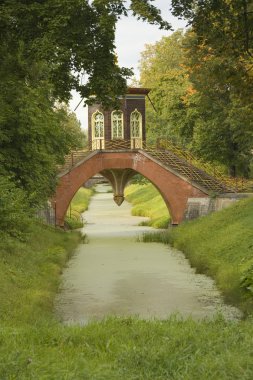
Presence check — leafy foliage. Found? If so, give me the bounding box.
[167,197,253,314]
[240,261,253,295]
[139,27,253,176]
[171,0,253,58]
[0,0,170,210]
[139,30,196,145]
[183,30,253,176]
[0,176,31,240]
[0,66,84,205]
[0,0,170,106]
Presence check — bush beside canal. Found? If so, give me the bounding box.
[141,197,253,315]
[125,183,170,228]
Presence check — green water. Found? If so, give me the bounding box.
[55,184,241,324]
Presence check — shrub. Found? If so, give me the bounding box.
[64,216,83,230]
[0,176,32,240]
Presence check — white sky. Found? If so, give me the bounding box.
[69,1,186,129]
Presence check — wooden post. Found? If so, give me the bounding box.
[54,201,57,228]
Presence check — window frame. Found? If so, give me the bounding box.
[130,109,142,139]
[111,110,124,140]
[92,110,104,140]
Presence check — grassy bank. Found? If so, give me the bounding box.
[2,315,253,379]
[1,223,253,380]
[125,183,170,228]
[2,199,253,377]
[65,187,93,229]
[0,222,81,326]
[141,197,253,314]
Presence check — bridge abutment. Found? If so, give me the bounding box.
[184,193,253,221]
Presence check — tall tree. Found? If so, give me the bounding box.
[182,30,253,177]
[171,0,253,58]
[139,28,253,176]
[0,60,85,205]
[0,0,171,105]
[0,0,170,205]
[139,30,198,145]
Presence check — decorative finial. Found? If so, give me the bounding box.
[113,195,124,206]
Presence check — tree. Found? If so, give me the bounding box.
[171,0,253,58]
[139,28,253,177]
[182,28,253,177]
[0,63,86,205]
[170,0,253,177]
[0,0,171,106]
[0,176,32,240]
[139,30,198,145]
[0,0,171,206]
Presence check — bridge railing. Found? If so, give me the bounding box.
[91,139,143,150]
[58,139,253,193]
[146,139,253,193]
[57,149,90,173]
[35,202,56,226]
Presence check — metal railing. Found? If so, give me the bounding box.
[151,139,252,193]
[91,138,143,150]
[66,207,84,223]
[57,149,90,173]
[57,139,253,194]
[35,202,56,226]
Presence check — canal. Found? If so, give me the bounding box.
[55,184,240,324]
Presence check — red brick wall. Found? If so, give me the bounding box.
[54,151,208,226]
[88,96,146,146]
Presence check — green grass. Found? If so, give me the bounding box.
[170,197,253,314]
[65,187,93,229]
[125,183,170,228]
[2,315,253,379]
[0,222,81,326]
[140,197,253,314]
[1,196,253,377]
[69,187,94,214]
[140,230,171,244]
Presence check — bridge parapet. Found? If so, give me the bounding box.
[54,147,253,227]
[57,150,90,174]
[58,139,253,194]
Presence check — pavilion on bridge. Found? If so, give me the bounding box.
[88,87,150,150]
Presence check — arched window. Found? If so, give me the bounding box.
[130,109,142,138]
[130,109,142,148]
[111,110,124,139]
[92,110,104,149]
[92,111,104,138]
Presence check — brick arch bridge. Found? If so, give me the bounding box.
[54,145,238,227]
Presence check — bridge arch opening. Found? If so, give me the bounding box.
[54,150,206,227]
[67,172,170,229]
[57,169,171,227]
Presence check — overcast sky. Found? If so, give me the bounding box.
[69,1,186,129]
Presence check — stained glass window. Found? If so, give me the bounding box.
[112,111,123,139]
